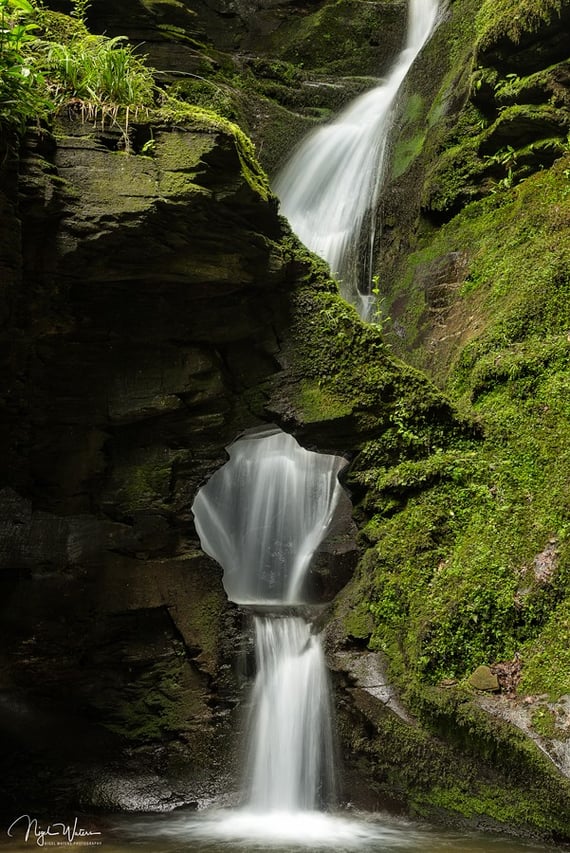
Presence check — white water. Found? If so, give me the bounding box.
[247,616,336,811]
[190,0,442,824]
[274,0,440,315]
[191,427,346,605]
[192,427,345,823]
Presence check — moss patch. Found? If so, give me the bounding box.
[261,0,405,76]
[476,0,564,55]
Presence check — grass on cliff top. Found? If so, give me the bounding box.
[1,1,156,136]
[346,157,570,699]
[0,2,270,199]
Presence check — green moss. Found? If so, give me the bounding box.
[297,380,354,423]
[168,78,243,122]
[343,601,374,641]
[351,147,570,698]
[390,94,427,179]
[262,0,403,75]
[184,587,226,670]
[105,447,180,515]
[337,673,570,838]
[281,261,457,453]
[36,9,89,43]
[476,0,563,54]
[155,96,271,199]
[521,599,570,699]
[531,705,559,738]
[422,784,561,828]
[101,654,203,742]
[391,132,426,180]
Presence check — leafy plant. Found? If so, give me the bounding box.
[37,33,155,143]
[0,0,49,133]
[369,273,392,332]
[1,0,157,144]
[70,0,90,23]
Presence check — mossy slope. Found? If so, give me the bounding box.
[319,0,570,839]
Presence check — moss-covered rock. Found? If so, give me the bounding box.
[332,670,570,840]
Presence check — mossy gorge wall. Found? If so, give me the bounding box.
[1,0,570,843]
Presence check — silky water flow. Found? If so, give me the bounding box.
[274,0,440,316]
[192,427,344,818]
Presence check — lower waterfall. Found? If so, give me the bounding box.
[113,426,551,850]
[192,427,344,817]
[247,615,336,812]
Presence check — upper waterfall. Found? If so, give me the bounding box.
[191,427,346,605]
[273,0,440,316]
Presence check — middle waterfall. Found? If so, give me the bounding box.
[192,427,346,816]
[274,0,440,315]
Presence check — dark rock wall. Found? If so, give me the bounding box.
[0,118,296,811]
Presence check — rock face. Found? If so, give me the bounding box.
[1,103,449,813]
[0,117,301,812]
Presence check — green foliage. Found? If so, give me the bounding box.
[0,2,157,140]
[347,155,570,698]
[38,33,155,136]
[0,0,49,133]
[476,0,562,54]
[70,0,90,23]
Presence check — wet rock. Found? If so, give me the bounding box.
[329,649,411,723]
[307,488,359,601]
[85,773,194,813]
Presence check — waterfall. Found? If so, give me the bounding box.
[192,427,345,816]
[191,427,346,605]
[247,616,336,812]
[273,0,440,315]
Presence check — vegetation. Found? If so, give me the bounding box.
[0,0,48,133]
[0,0,156,141]
[330,0,570,739]
[476,0,563,55]
[340,150,570,706]
[0,0,273,195]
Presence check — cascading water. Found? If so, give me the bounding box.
[192,426,345,820]
[274,0,440,316]
[247,616,336,812]
[192,427,346,605]
[178,2,448,843]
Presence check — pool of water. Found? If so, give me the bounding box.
[2,809,554,852]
